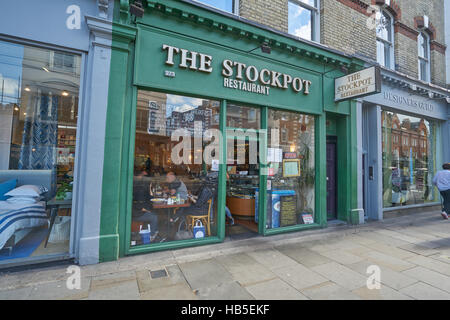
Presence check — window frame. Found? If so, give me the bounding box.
[288,0,320,43]
[376,9,395,69]
[418,32,431,82]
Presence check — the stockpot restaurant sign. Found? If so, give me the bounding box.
[335,66,381,102]
[134,29,322,112]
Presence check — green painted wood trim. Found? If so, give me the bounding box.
[127,236,222,255]
[264,223,322,235]
[316,113,328,227]
[259,106,268,235]
[217,99,227,240]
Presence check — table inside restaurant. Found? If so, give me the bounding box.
[151,200,191,238]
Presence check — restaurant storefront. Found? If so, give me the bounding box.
[98,0,366,262]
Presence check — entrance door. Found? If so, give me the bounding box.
[326,137,337,220]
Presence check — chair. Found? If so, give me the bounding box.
[186,199,212,236]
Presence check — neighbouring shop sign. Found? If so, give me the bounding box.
[335,66,381,102]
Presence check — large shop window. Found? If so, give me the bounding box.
[381,111,437,208]
[288,0,319,42]
[131,91,220,246]
[0,40,80,261]
[265,109,315,228]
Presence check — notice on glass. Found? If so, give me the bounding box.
[211,159,219,171]
[302,213,314,224]
[268,148,282,163]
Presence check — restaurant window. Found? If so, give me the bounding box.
[418,32,430,82]
[288,0,319,42]
[0,40,81,261]
[131,91,220,246]
[381,111,437,208]
[376,10,394,69]
[266,109,315,228]
[193,0,238,14]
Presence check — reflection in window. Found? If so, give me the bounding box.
[288,0,318,41]
[381,111,437,208]
[266,109,315,228]
[194,0,237,14]
[131,91,220,246]
[0,40,80,261]
[418,32,430,82]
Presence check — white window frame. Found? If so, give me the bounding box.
[376,9,395,69]
[288,0,320,43]
[418,32,431,82]
[192,0,239,15]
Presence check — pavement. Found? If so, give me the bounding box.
[0,210,449,300]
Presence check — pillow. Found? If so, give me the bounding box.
[0,179,17,201]
[6,196,39,204]
[5,185,46,198]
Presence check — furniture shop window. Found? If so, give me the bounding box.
[288,0,319,42]
[266,109,315,229]
[418,32,430,82]
[131,90,220,247]
[381,111,438,208]
[193,0,238,14]
[376,10,394,69]
[0,40,81,262]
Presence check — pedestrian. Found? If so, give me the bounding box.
[432,163,450,220]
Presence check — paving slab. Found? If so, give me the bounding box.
[301,281,361,300]
[362,242,417,260]
[88,279,140,300]
[140,283,198,300]
[178,259,233,291]
[405,255,450,277]
[136,265,188,293]
[374,229,423,245]
[346,260,418,290]
[399,282,450,300]
[429,253,450,265]
[215,253,277,286]
[246,248,298,270]
[401,266,450,293]
[0,286,32,300]
[272,263,328,291]
[398,243,441,256]
[311,262,368,291]
[363,251,416,272]
[275,245,332,268]
[244,278,309,300]
[195,281,255,300]
[28,277,91,300]
[319,250,365,265]
[90,270,137,290]
[351,285,412,300]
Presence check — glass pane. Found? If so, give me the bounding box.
[381,111,437,208]
[418,33,425,58]
[288,2,313,41]
[131,91,220,246]
[298,0,316,6]
[0,40,80,261]
[419,59,428,81]
[383,42,391,68]
[376,11,391,41]
[225,104,260,234]
[266,109,315,229]
[377,40,385,66]
[195,0,234,13]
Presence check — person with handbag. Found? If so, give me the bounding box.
[432,163,450,220]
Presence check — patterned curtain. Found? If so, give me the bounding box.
[18,91,58,196]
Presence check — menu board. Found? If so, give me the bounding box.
[280,195,297,227]
[282,159,301,177]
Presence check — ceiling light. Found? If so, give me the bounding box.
[42,67,49,72]
[62,91,69,96]
[24,87,30,92]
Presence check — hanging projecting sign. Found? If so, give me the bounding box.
[335,66,381,102]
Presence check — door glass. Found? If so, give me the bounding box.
[131,91,220,246]
[225,104,260,236]
[266,109,315,228]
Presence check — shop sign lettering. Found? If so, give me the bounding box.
[162,44,312,96]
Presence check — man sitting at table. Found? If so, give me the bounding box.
[164,172,188,200]
[132,168,161,242]
[170,183,213,224]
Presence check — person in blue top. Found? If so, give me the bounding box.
[432,163,450,220]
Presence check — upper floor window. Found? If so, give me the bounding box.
[376,10,394,69]
[194,0,238,14]
[418,32,430,82]
[288,0,319,42]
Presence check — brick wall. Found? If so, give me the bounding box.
[239,0,288,33]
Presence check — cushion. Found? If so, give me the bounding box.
[0,179,17,201]
[5,184,45,198]
[5,196,39,204]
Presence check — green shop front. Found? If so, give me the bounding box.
[99,0,364,262]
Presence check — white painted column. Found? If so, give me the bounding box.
[73,15,113,265]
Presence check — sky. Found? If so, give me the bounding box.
[288,1,313,41]
[194,0,233,13]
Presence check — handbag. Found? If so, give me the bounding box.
[193,220,206,239]
[174,218,193,240]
